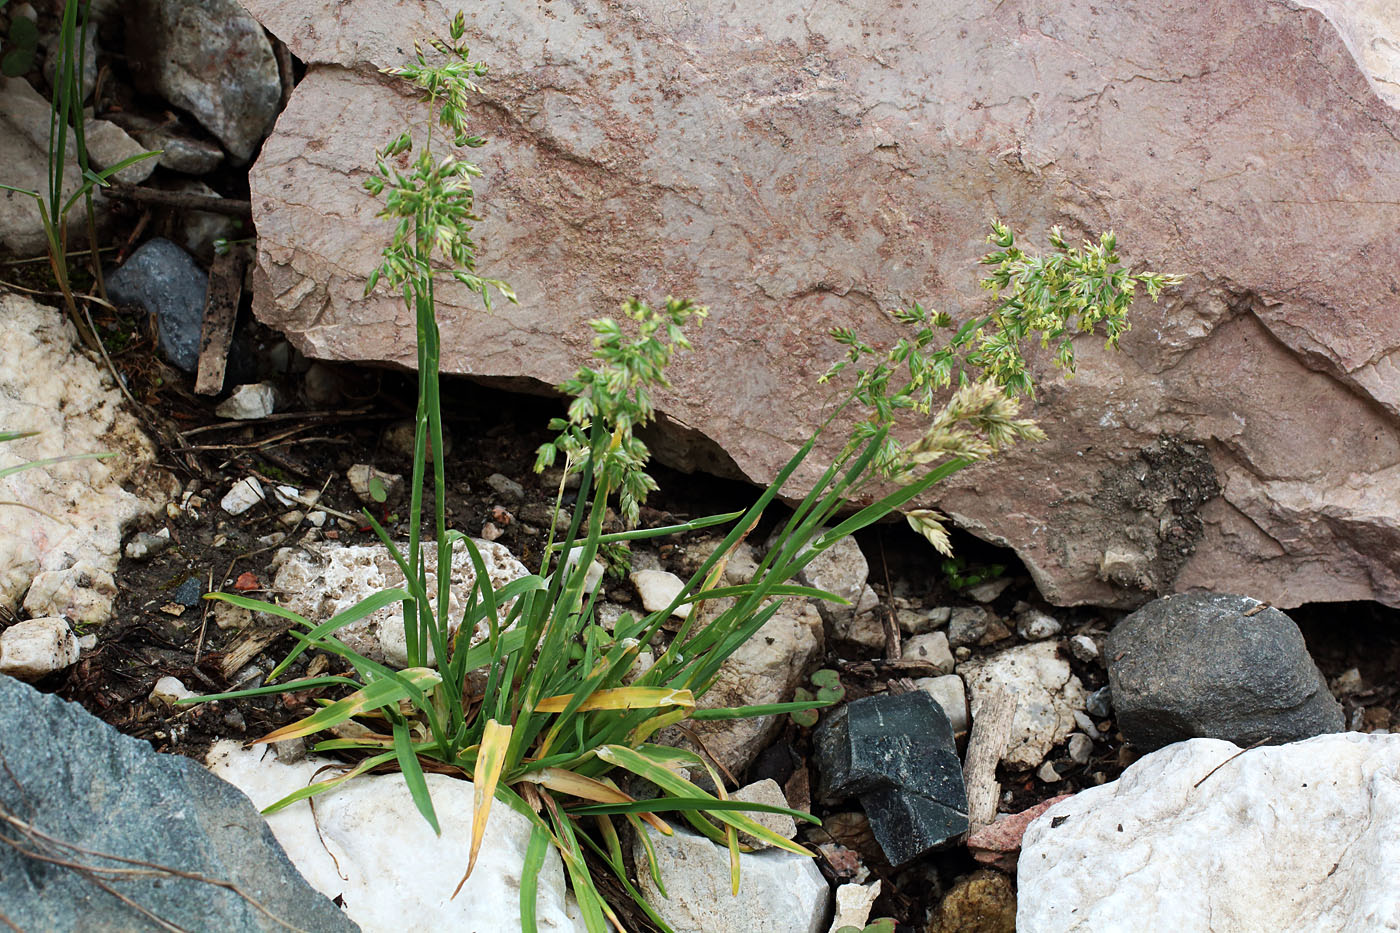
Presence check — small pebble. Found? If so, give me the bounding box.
[904,631,954,674]
[486,472,525,501]
[1037,761,1062,783]
[954,645,972,661]
[1016,609,1062,641]
[0,618,79,681]
[1069,633,1100,662]
[1086,685,1113,719]
[172,577,204,606]
[220,477,265,515]
[347,464,405,505]
[278,510,305,527]
[124,529,172,562]
[630,570,687,618]
[480,522,503,541]
[966,577,1012,603]
[150,676,197,706]
[1068,732,1094,765]
[1072,710,1102,740]
[306,510,327,527]
[947,606,990,647]
[1332,667,1364,694]
[214,382,277,420]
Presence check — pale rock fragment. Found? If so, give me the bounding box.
[0,618,79,680]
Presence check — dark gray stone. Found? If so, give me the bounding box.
[0,674,358,933]
[1106,593,1344,752]
[106,238,207,372]
[814,691,968,865]
[861,786,968,867]
[173,576,204,606]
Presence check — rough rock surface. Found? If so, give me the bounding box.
[209,742,584,932]
[1019,734,1400,933]
[675,597,824,773]
[267,536,529,667]
[1106,592,1343,751]
[0,76,116,255]
[105,237,209,372]
[0,676,355,932]
[815,692,968,865]
[960,641,1087,770]
[125,0,281,162]
[634,825,829,933]
[240,0,1400,611]
[0,617,79,680]
[0,295,175,617]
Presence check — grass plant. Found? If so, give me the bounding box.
[0,0,158,352]
[190,15,1181,931]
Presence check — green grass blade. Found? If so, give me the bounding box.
[393,718,439,834]
[0,451,115,479]
[519,822,550,933]
[175,675,361,705]
[688,698,834,720]
[256,667,442,743]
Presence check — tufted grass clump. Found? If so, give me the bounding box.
[189,13,1181,931]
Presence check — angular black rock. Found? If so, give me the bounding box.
[106,237,208,372]
[814,691,968,865]
[0,674,358,932]
[1106,592,1344,752]
[861,785,969,867]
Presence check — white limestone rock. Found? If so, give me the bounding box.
[904,631,954,675]
[206,742,584,932]
[22,561,118,626]
[267,537,529,667]
[0,295,175,621]
[916,674,970,734]
[731,778,798,848]
[634,825,829,933]
[150,675,197,706]
[0,617,78,680]
[829,881,881,933]
[215,382,278,420]
[630,569,687,619]
[1019,733,1400,933]
[220,476,266,515]
[960,642,1087,770]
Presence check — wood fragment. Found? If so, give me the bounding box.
[105,184,253,217]
[219,627,285,680]
[962,685,1016,831]
[839,657,943,679]
[194,249,247,395]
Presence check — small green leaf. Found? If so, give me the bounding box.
[368,474,387,502]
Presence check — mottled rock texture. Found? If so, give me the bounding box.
[240,0,1400,610]
[0,295,175,618]
[1019,734,1400,933]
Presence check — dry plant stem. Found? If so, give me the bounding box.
[0,805,308,932]
[104,184,253,217]
[1192,736,1272,789]
[962,684,1016,830]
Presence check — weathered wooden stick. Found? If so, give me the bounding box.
[962,684,1016,830]
[194,249,247,395]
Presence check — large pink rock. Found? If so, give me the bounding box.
[239,0,1400,609]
